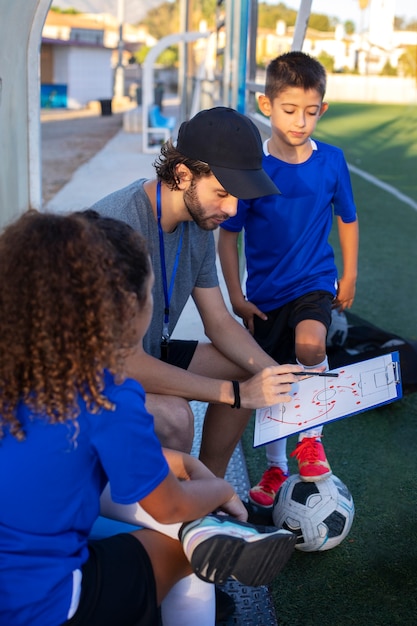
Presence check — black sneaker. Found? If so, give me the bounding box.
[179,514,296,586]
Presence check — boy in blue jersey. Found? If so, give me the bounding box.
[218,51,359,509]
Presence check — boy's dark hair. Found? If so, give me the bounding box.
[265,51,326,100]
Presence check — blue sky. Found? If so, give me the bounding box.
[281,0,417,27]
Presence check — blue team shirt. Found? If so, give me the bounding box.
[0,373,169,626]
[221,139,357,312]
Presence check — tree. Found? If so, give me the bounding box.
[394,17,406,30]
[141,0,218,35]
[257,2,297,29]
[379,60,397,76]
[50,6,80,14]
[405,20,417,31]
[317,51,335,73]
[194,0,217,30]
[308,14,336,32]
[134,46,151,66]
[133,44,179,68]
[345,20,355,35]
[157,46,179,67]
[394,16,417,30]
[398,46,417,78]
[141,1,180,40]
[141,1,355,37]
[257,2,352,33]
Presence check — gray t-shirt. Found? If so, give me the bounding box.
[92,178,218,357]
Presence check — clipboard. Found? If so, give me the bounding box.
[254,352,402,448]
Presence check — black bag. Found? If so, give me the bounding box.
[327,311,417,394]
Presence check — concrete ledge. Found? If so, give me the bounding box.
[123,106,143,133]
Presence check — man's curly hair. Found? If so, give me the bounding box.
[153,139,212,190]
[0,210,150,441]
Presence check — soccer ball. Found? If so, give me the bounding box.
[326,309,348,348]
[272,474,355,552]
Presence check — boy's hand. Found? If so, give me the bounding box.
[334,276,356,311]
[232,298,267,334]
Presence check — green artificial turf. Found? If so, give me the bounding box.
[319,103,417,340]
[314,102,417,201]
[242,103,417,625]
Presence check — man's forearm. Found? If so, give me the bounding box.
[204,312,278,373]
[124,346,236,405]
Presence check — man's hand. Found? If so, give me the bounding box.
[240,364,304,409]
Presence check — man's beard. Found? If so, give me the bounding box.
[183,179,217,231]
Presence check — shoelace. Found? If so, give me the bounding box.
[258,467,287,491]
[290,436,322,462]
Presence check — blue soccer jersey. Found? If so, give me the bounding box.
[0,373,169,626]
[221,140,357,312]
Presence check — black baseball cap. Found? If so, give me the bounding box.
[176,107,280,199]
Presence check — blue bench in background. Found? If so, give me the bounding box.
[148,105,176,143]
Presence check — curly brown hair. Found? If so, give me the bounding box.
[153,139,212,190]
[0,210,150,440]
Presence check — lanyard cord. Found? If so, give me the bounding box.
[156,181,184,339]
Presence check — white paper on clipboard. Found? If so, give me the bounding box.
[253,352,402,448]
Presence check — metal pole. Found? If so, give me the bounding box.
[291,0,313,51]
[179,0,188,122]
[114,0,125,98]
[248,0,259,84]
[223,0,233,106]
[236,0,250,113]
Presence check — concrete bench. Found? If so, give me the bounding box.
[123,106,142,133]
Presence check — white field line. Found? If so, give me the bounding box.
[348,163,417,213]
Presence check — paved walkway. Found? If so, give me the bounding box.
[45,97,178,212]
[45,125,155,211]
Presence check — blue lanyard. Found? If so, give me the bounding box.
[156,181,184,340]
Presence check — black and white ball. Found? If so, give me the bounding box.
[272,474,355,552]
[326,309,348,348]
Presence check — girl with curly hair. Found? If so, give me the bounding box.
[0,210,296,626]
